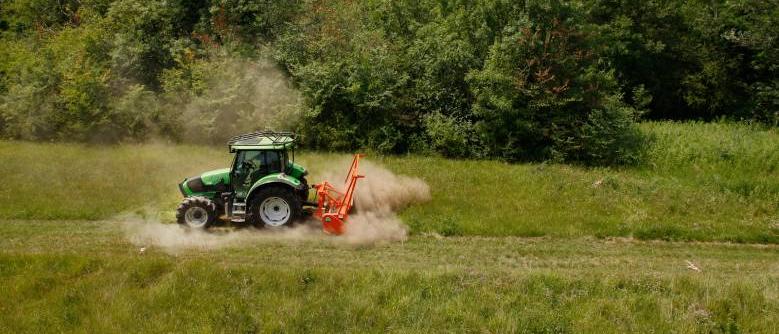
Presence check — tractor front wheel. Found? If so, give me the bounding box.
[176,196,217,229]
[248,186,301,228]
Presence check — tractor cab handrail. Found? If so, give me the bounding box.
[227,131,297,147]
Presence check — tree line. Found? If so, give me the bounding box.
[1,0,776,165]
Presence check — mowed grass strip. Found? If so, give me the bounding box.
[0,220,777,333]
[1,121,777,242]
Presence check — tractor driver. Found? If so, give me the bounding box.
[236,150,263,188]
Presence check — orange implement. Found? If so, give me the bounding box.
[312,154,365,235]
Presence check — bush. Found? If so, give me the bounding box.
[467,1,645,164]
[109,84,165,141]
[0,0,300,144]
[208,0,303,42]
[720,0,779,125]
[0,39,61,140]
[423,112,476,158]
[577,96,646,165]
[276,0,646,164]
[0,17,115,141]
[585,0,779,123]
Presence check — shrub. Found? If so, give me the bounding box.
[720,0,779,125]
[577,96,647,165]
[585,0,779,123]
[467,1,645,164]
[423,112,477,158]
[208,0,303,42]
[0,19,115,141]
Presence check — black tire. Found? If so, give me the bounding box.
[176,196,217,229]
[247,186,302,228]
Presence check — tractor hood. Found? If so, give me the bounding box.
[199,168,231,185]
[179,168,231,196]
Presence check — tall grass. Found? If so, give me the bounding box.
[0,121,777,243]
[643,121,779,196]
[392,121,779,242]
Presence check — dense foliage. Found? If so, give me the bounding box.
[585,0,779,123]
[1,0,776,164]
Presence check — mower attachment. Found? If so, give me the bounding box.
[312,154,365,235]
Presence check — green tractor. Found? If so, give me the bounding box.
[176,131,310,229]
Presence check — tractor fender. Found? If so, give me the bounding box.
[246,173,305,202]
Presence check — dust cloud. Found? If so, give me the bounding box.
[351,160,432,213]
[177,57,302,144]
[120,213,326,255]
[121,159,430,253]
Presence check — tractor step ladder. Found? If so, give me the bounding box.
[312,154,365,235]
[231,200,247,223]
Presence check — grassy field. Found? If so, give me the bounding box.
[1,121,778,332]
[1,220,777,333]
[1,121,777,242]
[398,121,779,242]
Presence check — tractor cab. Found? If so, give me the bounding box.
[227,133,308,200]
[231,149,285,198]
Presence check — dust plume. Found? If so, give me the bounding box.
[176,56,302,144]
[352,160,432,213]
[120,213,326,255]
[121,158,429,252]
[338,212,408,246]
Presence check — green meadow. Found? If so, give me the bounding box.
[1,121,777,332]
[1,122,777,242]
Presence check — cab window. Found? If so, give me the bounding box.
[263,151,282,174]
[234,150,283,177]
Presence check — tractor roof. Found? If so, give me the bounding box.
[227,131,296,151]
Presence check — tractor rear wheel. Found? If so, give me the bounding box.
[176,196,217,229]
[248,186,301,228]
